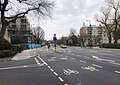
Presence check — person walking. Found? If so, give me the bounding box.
[53,34,57,51]
[46,41,50,49]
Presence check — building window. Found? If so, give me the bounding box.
[11,25,16,30]
[21,19,26,23]
[21,25,26,30]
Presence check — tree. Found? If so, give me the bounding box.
[108,0,120,44]
[80,27,87,47]
[96,6,113,44]
[32,26,45,44]
[96,0,120,44]
[69,28,76,37]
[68,28,78,46]
[0,0,54,44]
[60,36,68,45]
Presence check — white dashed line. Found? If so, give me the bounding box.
[58,77,64,82]
[37,55,65,83]
[37,56,48,65]
[64,84,69,85]
[47,66,51,69]
[115,71,120,74]
[53,72,58,76]
[50,68,54,72]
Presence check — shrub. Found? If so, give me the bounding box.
[0,38,12,50]
[0,50,17,58]
[12,44,23,52]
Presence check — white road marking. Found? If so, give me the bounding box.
[53,72,58,76]
[63,69,79,75]
[110,62,120,66]
[37,55,65,83]
[50,68,54,72]
[59,57,68,60]
[37,56,48,65]
[81,66,99,72]
[92,56,120,66]
[115,71,120,74]
[34,58,40,64]
[80,60,87,63]
[92,64,103,68]
[0,64,42,70]
[23,66,28,67]
[58,77,64,82]
[64,84,69,85]
[47,66,51,69]
[92,56,114,62]
[0,66,26,70]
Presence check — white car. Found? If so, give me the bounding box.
[60,44,67,48]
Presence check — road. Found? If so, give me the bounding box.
[0,47,120,85]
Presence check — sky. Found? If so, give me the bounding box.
[29,0,105,40]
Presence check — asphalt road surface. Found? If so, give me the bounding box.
[0,47,120,85]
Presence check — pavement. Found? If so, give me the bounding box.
[0,46,120,85]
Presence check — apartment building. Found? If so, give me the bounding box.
[80,24,103,46]
[8,16,32,44]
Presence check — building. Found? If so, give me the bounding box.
[80,24,103,46]
[8,16,32,44]
[79,26,88,47]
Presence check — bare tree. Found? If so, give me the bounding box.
[80,27,87,47]
[108,0,120,44]
[97,0,120,44]
[69,28,76,37]
[68,28,78,46]
[32,26,45,43]
[96,2,114,44]
[0,0,54,44]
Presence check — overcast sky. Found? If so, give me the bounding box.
[29,0,105,40]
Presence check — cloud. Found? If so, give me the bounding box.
[29,0,104,40]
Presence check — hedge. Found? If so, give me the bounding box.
[0,38,12,50]
[0,50,17,58]
[100,43,120,49]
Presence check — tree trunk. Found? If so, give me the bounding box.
[108,32,112,44]
[0,24,7,39]
[0,11,8,45]
[114,32,118,44]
